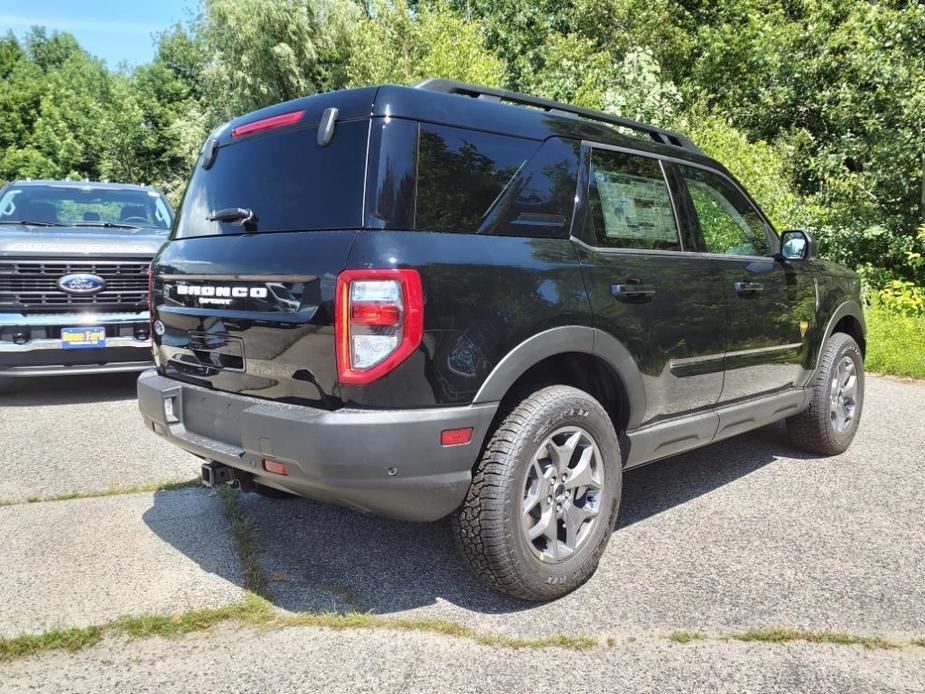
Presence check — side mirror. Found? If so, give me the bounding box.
[779,229,817,261]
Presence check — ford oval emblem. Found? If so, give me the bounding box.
[58,273,106,295]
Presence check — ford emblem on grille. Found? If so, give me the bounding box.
[58,273,106,295]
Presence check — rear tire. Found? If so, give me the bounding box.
[787,332,864,455]
[452,385,622,601]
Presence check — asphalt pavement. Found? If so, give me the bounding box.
[0,373,199,502]
[0,372,922,693]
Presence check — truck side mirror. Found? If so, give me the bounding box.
[779,230,817,261]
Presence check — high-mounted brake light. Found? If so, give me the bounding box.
[231,109,304,138]
[336,269,423,385]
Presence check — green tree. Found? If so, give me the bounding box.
[199,0,359,120]
[346,1,505,87]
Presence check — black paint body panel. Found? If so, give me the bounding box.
[150,83,865,441]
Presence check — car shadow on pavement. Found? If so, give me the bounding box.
[0,372,141,406]
[144,421,815,617]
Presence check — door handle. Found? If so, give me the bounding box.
[734,281,764,294]
[611,283,657,301]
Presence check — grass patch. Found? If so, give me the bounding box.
[730,627,899,650]
[281,612,596,650]
[865,307,925,379]
[113,592,273,638]
[0,599,595,663]
[216,486,270,599]
[0,625,104,661]
[4,613,921,664]
[668,630,707,644]
[0,478,200,508]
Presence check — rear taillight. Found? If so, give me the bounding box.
[335,269,423,385]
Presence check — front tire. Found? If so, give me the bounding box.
[787,332,864,455]
[452,385,622,601]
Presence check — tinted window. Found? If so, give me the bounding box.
[174,119,367,238]
[416,124,538,233]
[367,118,418,230]
[0,185,171,230]
[586,149,680,251]
[480,137,580,239]
[679,166,770,256]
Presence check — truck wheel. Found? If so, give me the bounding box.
[452,385,621,601]
[787,332,864,455]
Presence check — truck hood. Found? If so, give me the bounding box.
[0,224,168,258]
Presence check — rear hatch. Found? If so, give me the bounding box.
[151,88,377,408]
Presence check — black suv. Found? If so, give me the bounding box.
[139,80,866,600]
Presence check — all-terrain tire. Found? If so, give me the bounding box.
[451,385,622,601]
[787,332,864,455]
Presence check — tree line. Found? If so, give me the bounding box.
[1,0,923,287]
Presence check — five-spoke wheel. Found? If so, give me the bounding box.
[521,427,603,563]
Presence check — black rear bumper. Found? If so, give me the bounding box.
[137,370,498,521]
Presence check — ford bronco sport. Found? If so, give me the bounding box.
[0,180,172,376]
[138,80,866,600]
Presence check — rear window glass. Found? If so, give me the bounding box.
[174,120,368,238]
[415,124,539,233]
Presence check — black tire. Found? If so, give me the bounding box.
[787,332,864,455]
[253,483,299,499]
[452,385,622,601]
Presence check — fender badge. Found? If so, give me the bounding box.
[800,320,809,338]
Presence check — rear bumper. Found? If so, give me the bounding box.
[137,370,498,521]
[0,311,152,376]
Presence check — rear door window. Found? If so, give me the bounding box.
[586,149,681,251]
[174,119,368,238]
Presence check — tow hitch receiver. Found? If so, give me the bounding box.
[201,461,235,488]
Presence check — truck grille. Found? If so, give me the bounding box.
[0,260,150,312]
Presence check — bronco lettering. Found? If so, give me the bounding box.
[175,284,268,299]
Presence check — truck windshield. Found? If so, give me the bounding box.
[0,184,173,230]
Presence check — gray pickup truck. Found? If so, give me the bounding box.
[0,180,172,376]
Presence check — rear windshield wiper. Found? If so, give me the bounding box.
[208,207,257,225]
[70,221,142,230]
[0,219,64,227]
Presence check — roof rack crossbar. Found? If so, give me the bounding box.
[414,78,702,154]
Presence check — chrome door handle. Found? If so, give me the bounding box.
[612,284,656,301]
[734,281,764,294]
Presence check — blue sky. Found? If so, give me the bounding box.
[0,0,199,67]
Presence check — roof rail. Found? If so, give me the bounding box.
[415,78,702,154]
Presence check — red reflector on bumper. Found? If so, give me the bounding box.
[440,427,473,446]
[263,459,289,476]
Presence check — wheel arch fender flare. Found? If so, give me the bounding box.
[471,325,647,429]
[814,300,866,366]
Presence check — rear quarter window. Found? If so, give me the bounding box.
[415,124,577,238]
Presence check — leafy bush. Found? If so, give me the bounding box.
[871,281,925,318]
[865,307,925,380]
